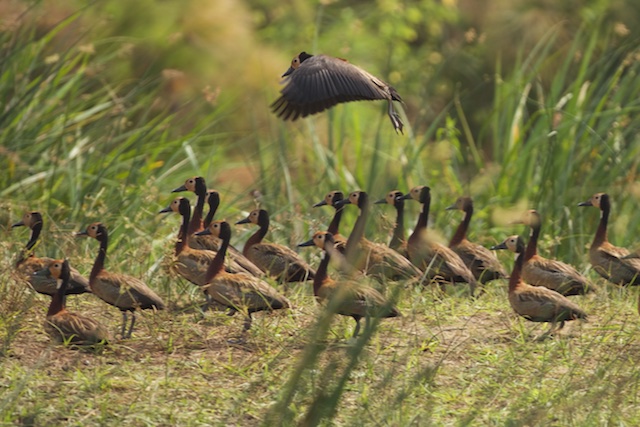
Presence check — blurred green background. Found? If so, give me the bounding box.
[1,0,640,262]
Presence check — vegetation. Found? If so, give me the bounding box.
[1,1,640,425]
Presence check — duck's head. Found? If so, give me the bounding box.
[446,196,472,212]
[173,176,206,195]
[578,192,608,210]
[12,211,43,229]
[159,197,190,216]
[313,190,344,208]
[282,51,314,77]
[76,222,107,240]
[402,186,430,204]
[195,220,231,240]
[298,230,334,250]
[491,235,525,253]
[376,190,404,206]
[236,209,267,226]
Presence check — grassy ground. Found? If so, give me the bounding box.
[3,257,640,426]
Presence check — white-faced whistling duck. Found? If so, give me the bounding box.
[195,220,290,333]
[445,196,507,284]
[491,235,587,335]
[271,52,404,134]
[510,209,594,295]
[12,211,90,296]
[299,231,401,338]
[159,197,262,286]
[578,193,640,285]
[402,186,478,294]
[236,209,315,282]
[171,176,211,250]
[77,223,165,338]
[171,179,265,277]
[313,190,348,253]
[35,259,108,346]
[337,190,423,282]
[375,190,409,257]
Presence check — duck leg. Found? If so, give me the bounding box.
[352,317,361,338]
[387,100,403,134]
[243,313,253,331]
[126,312,137,338]
[120,311,128,338]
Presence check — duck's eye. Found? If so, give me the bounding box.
[91,225,97,230]
[54,263,60,268]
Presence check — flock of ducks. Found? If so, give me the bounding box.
[9,53,640,347]
[10,173,640,346]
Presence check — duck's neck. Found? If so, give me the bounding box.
[409,197,430,246]
[524,222,540,261]
[245,217,269,251]
[188,191,205,235]
[345,203,369,259]
[314,246,332,297]
[327,206,344,235]
[47,278,66,317]
[176,208,190,256]
[203,199,219,229]
[90,235,108,283]
[509,251,524,292]
[390,202,405,250]
[449,205,471,247]
[593,202,609,247]
[25,222,42,252]
[204,232,229,282]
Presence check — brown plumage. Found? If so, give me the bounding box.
[12,211,90,296]
[36,259,108,346]
[375,190,408,257]
[402,186,478,294]
[160,197,263,283]
[236,209,315,282]
[578,193,640,286]
[313,190,348,252]
[512,209,594,295]
[445,196,507,284]
[195,221,290,332]
[298,231,401,338]
[77,222,165,338]
[271,52,404,133]
[338,191,424,282]
[492,235,587,333]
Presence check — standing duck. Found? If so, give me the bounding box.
[445,196,507,284]
[337,191,423,281]
[35,259,108,345]
[491,235,587,335]
[77,222,165,338]
[578,193,640,285]
[195,221,290,333]
[271,52,404,134]
[299,231,401,338]
[313,190,348,252]
[402,186,478,294]
[168,181,263,277]
[375,190,408,257]
[236,209,315,282]
[159,197,262,287]
[512,209,593,295]
[12,211,90,295]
